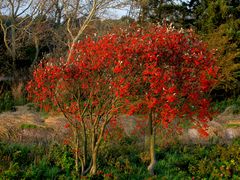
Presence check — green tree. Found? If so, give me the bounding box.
[136,0,188,25]
[190,0,240,97]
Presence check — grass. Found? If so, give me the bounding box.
[212,96,240,114]
[225,124,240,128]
[0,138,240,179]
[20,123,38,129]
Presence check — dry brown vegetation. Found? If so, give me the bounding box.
[0,104,240,145]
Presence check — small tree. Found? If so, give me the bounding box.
[110,24,219,175]
[27,34,122,176]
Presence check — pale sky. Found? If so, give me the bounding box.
[106,0,189,19]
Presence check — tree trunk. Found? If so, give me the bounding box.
[11,23,16,71]
[33,36,39,66]
[90,127,97,175]
[90,150,97,175]
[147,110,156,176]
[74,128,80,177]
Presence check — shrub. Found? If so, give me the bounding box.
[0,142,76,179]
[212,96,240,113]
[0,91,14,113]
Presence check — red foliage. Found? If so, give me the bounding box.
[27,24,218,141]
[26,35,120,127]
[109,25,218,134]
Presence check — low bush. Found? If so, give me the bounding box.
[97,136,148,179]
[0,90,27,113]
[154,139,240,179]
[212,96,240,113]
[0,91,14,113]
[0,142,75,179]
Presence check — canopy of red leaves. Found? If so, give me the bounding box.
[27,24,218,137]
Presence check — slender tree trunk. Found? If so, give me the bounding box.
[74,128,80,177]
[89,116,109,175]
[147,110,156,175]
[80,123,89,176]
[90,150,97,175]
[90,127,97,175]
[33,36,39,66]
[11,24,16,71]
[82,123,87,170]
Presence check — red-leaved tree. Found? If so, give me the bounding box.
[27,34,123,176]
[110,25,219,175]
[27,24,218,176]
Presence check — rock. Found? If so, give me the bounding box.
[225,128,240,140]
[180,121,225,144]
[188,129,200,140]
[208,120,223,128]
[117,115,147,137]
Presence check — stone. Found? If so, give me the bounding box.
[225,128,240,139]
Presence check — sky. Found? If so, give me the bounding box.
[107,8,130,19]
[105,0,189,19]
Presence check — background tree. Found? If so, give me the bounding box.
[135,0,240,99]
[0,0,44,72]
[132,0,188,26]
[188,0,240,98]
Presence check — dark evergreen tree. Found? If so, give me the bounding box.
[137,0,189,27]
[189,0,240,97]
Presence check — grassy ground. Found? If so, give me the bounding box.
[0,138,240,179]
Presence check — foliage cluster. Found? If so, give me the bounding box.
[0,88,28,113]
[20,124,38,130]
[0,76,28,113]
